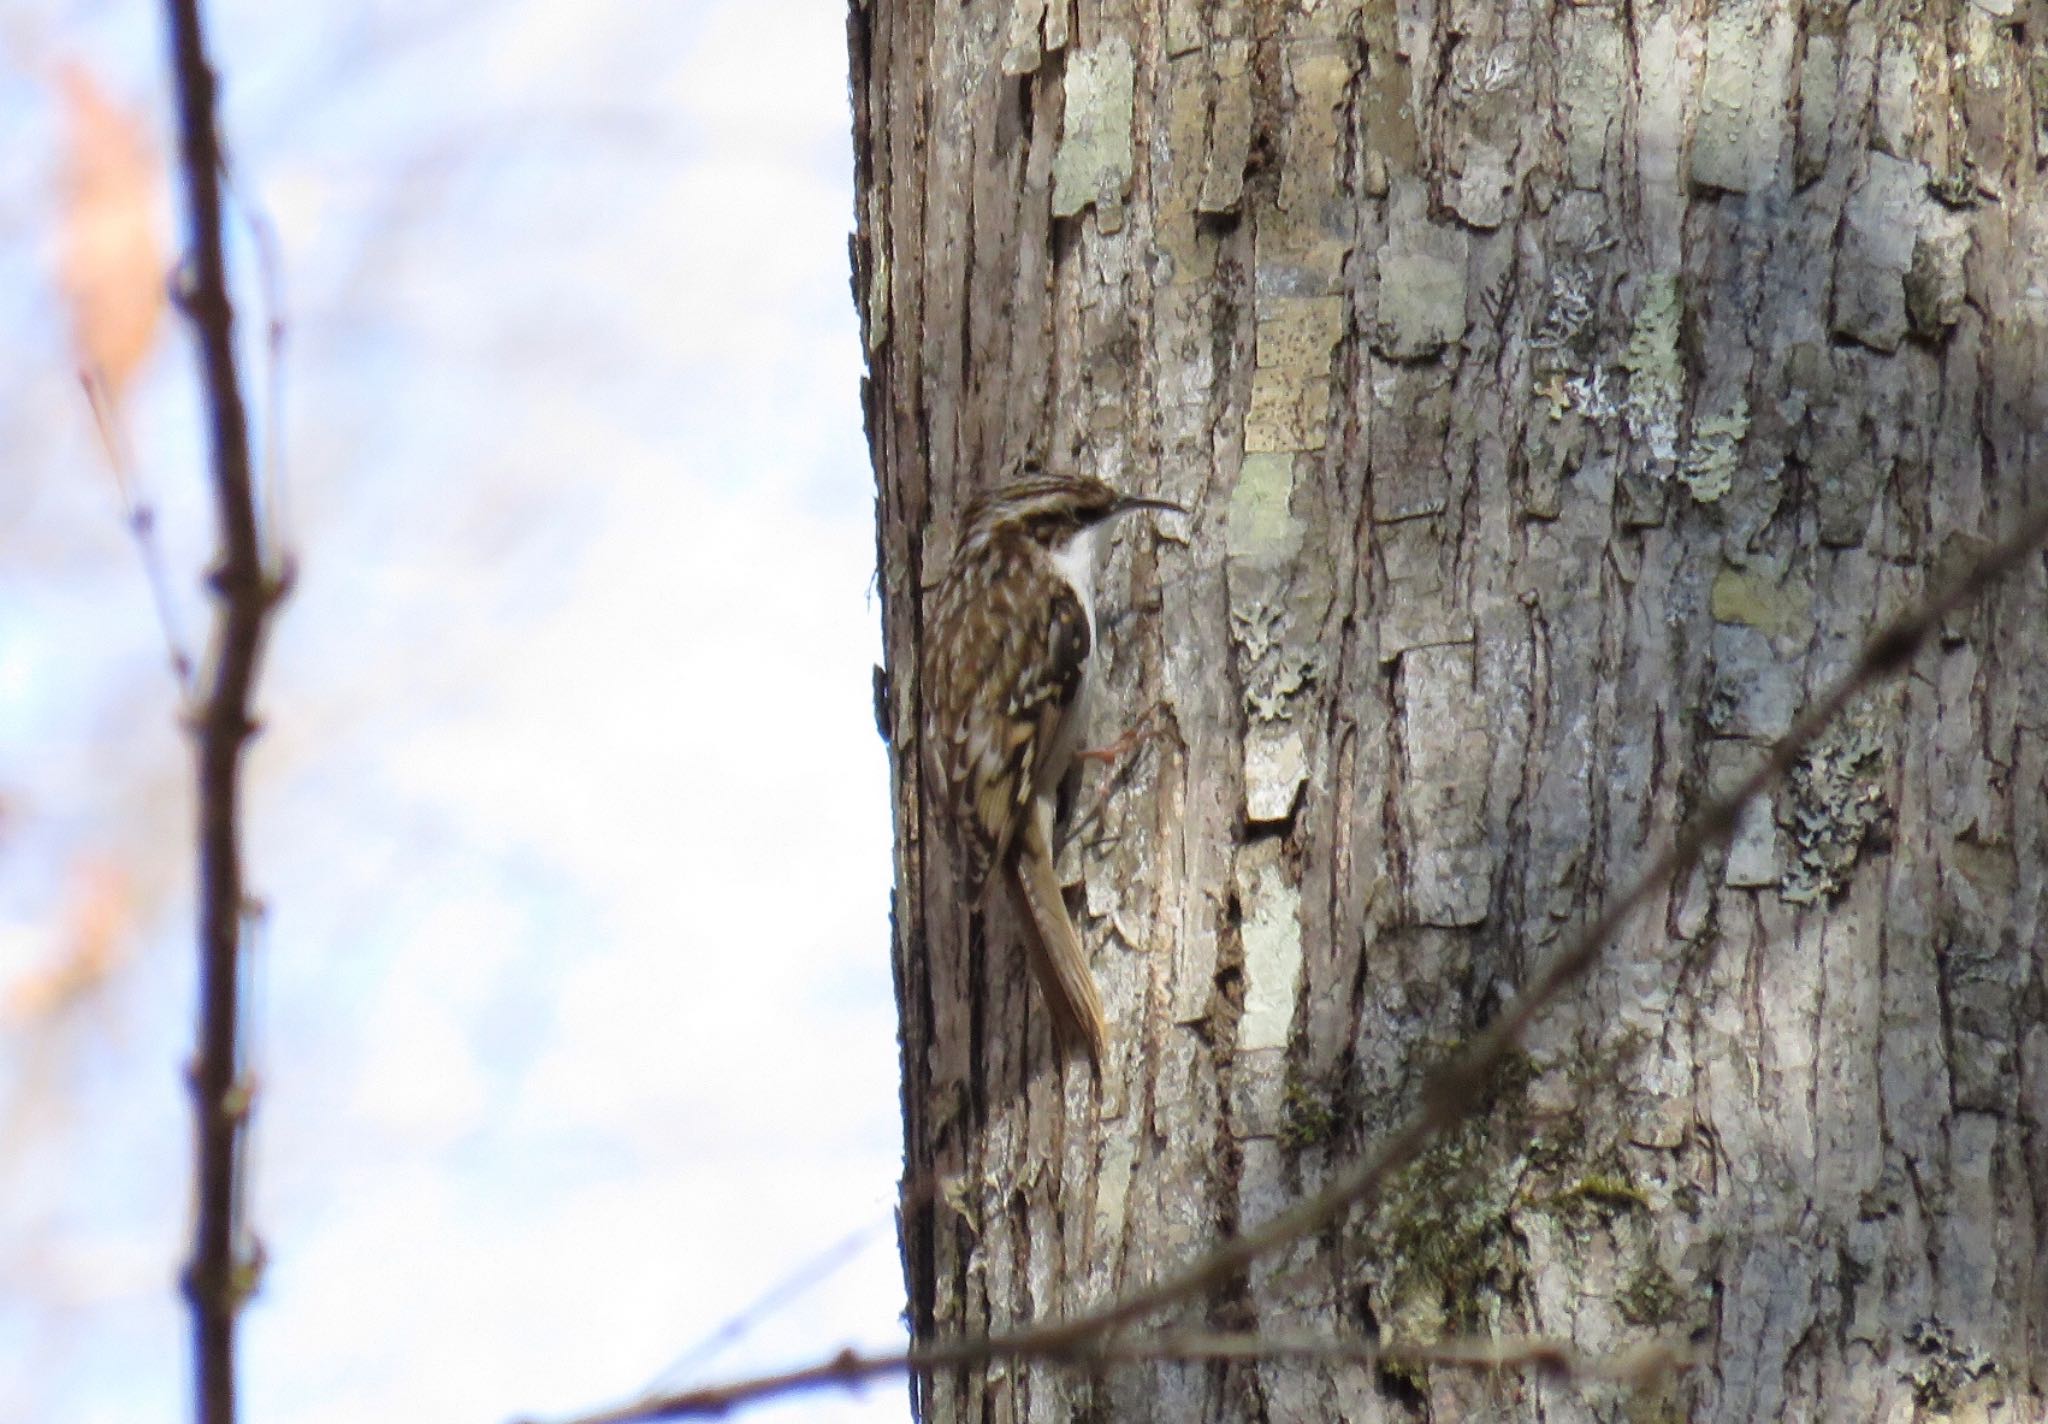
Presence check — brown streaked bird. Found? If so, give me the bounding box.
[922,469,1183,1068]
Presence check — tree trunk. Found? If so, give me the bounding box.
[853,2,2048,1421]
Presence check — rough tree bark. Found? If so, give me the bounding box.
[854,2,2048,1421]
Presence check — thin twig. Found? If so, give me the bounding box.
[643,1172,950,1394]
[643,1218,894,1391]
[80,364,197,697]
[535,500,2048,1424]
[163,4,287,1424]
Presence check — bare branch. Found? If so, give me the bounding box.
[533,498,2048,1424]
[161,3,288,1423]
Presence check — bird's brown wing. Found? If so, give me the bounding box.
[925,540,1090,895]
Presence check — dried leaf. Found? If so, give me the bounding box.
[56,62,167,401]
[4,860,134,1022]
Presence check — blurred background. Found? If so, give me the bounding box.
[0,2,907,1421]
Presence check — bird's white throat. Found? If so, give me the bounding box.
[1047,521,1110,640]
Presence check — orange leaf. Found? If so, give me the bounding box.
[56,62,167,402]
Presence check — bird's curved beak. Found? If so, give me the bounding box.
[1114,495,1188,518]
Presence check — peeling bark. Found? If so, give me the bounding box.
[855,1,2048,1420]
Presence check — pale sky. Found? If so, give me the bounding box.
[0,3,909,1421]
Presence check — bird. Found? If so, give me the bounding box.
[921,468,1183,1068]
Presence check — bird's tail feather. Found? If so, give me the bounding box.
[1004,801,1108,1070]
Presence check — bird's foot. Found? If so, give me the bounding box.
[1076,703,1168,767]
